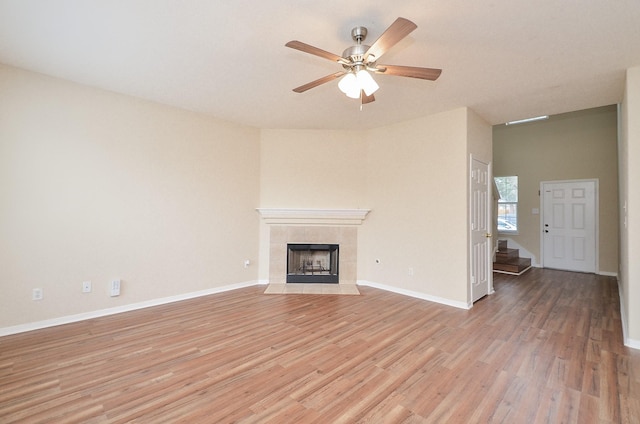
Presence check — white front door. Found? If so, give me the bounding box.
[470,157,492,302]
[541,180,597,273]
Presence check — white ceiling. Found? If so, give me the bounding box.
[1,1,639,130]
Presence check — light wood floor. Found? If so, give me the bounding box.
[1,268,639,423]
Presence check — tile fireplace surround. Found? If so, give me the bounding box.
[257,208,369,295]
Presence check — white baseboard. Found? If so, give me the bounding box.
[0,280,261,337]
[617,280,640,350]
[357,280,471,310]
[625,337,640,350]
[7,277,632,349]
[530,265,617,278]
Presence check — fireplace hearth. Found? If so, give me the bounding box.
[287,244,339,283]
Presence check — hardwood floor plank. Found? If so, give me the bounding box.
[464,369,514,423]
[578,392,601,424]
[599,350,622,422]
[357,393,413,424]
[1,269,639,423]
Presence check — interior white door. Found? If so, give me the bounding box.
[541,180,597,273]
[470,158,492,302]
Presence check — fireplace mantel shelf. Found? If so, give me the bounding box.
[256,208,370,225]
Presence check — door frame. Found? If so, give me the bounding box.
[539,178,599,272]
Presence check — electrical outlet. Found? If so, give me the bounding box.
[110,279,121,297]
[32,288,43,301]
[408,267,414,276]
[82,281,92,293]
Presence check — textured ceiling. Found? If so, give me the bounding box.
[1,0,639,130]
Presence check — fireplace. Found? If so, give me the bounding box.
[287,244,339,283]
[258,212,367,285]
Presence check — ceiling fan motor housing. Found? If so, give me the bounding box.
[342,27,374,71]
[342,44,371,66]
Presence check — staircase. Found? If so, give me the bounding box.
[493,240,532,275]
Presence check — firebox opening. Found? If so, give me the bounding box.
[287,244,339,283]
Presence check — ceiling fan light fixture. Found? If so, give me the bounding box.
[338,73,361,98]
[356,69,379,96]
[345,89,361,99]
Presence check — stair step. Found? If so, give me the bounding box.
[493,257,532,274]
[495,248,520,262]
[498,240,508,251]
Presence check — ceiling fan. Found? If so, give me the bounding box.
[285,17,442,105]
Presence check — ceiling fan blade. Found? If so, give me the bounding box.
[374,64,442,80]
[363,17,417,62]
[285,40,346,63]
[292,71,346,93]
[361,91,375,104]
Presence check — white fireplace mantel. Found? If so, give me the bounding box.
[256,208,371,225]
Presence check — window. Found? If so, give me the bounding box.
[495,176,518,233]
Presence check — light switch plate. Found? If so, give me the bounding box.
[110,279,121,297]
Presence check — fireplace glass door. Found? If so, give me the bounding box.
[287,244,339,283]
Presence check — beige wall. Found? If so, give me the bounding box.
[259,129,367,209]
[467,108,493,164]
[620,66,640,344]
[493,105,619,273]
[3,68,487,329]
[0,65,261,328]
[360,108,473,305]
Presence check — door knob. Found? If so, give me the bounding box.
[485,233,492,238]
